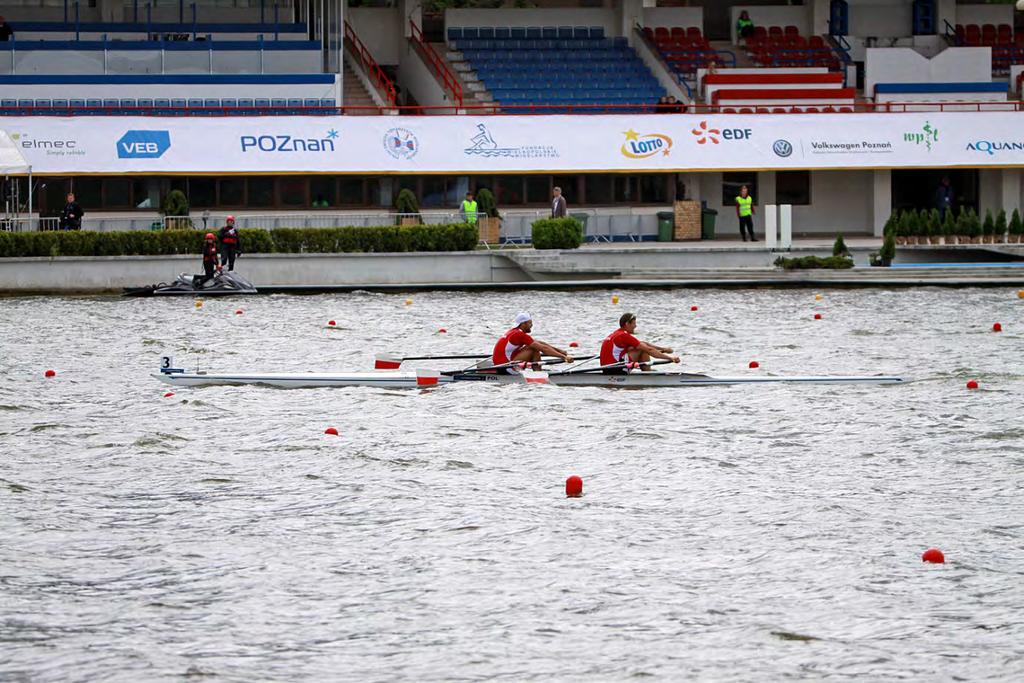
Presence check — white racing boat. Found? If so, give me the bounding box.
[156,356,903,389]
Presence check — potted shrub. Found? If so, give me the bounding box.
[1010,209,1023,244]
[982,209,995,244]
[994,209,1008,244]
[475,187,501,245]
[942,209,957,245]
[898,210,913,245]
[395,188,421,226]
[161,189,193,230]
[871,230,896,266]
[883,212,897,243]
[968,208,982,244]
[928,209,941,245]
[531,217,584,249]
[909,209,924,245]
[955,207,970,244]
[832,233,849,257]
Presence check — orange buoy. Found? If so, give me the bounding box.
[565,475,583,498]
[749,361,759,369]
[921,548,945,564]
[992,322,1002,332]
[44,369,56,378]
[966,379,979,390]
[324,426,339,436]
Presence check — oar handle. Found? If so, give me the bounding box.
[557,358,673,376]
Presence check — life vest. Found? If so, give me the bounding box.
[736,195,753,217]
[221,226,238,245]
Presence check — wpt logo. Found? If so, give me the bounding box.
[904,122,939,152]
[117,130,171,159]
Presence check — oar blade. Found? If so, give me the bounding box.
[522,369,550,385]
[416,369,442,387]
[375,354,402,370]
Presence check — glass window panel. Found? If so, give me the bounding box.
[367,178,385,207]
[722,172,757,207]
[219,177,245,206]
[281,177,308,207]
[551,175,577,205]
[775,171,811,205]
[614,176,637,203]
[338,177,364,205]
[248,177,275,208]
[471,177,494,195]
[495,176,524,205]
[73,177,101,210]
[525,175,550,204]
[638,175,668,204]
[421,176,451,208]
[584,175,614,204]
[102,177,132,209]
[189,177,216,208]
[311,177,336,207]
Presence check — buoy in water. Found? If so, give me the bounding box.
[966,379,979,390]
[163,391,175,398]
[815,293,823,301]
[235,309,243,315]
[611,295,619,304]
[195,300,203,308]
[814,313,823,320]
[921,548,945,564]
[44,369,56,378]
[690,306,698,312]
[569,341,579,348]
[328,320,336,327]
[749,361,759,369]
[1018,290,1024,299]
[992,322,1002,332]
[405,299,413,306]
[565,475,583,498]
[438,328,447,334]
[324,426,339,436]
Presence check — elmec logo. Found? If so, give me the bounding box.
[904,121,938,151]
[620,129,672,159]
[117,130,170,159]
[690,120,752,145]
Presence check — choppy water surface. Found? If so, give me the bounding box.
[1,287,1023,681]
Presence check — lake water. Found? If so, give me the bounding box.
[2,287,1023,681]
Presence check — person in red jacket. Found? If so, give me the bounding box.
[218,215,241,271]
[194,233,220,289]
[599,312,679,373]
[492,312,573,371]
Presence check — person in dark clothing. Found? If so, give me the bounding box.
[737,10,754,40]
[218,215,241,271]
[934,176,954,221]
[194,233,220,289]
[0,16,14,42]
[60,192,83,230]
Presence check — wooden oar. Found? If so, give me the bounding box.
[375,353,488,370]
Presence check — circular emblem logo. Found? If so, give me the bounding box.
[773,139,793,157]
[383,128,419,160]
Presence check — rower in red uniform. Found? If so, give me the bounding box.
[600,312,680,373]
[492,312,574,371]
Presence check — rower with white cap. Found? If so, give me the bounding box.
[491,312,574,371]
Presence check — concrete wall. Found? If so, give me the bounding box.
[864,47,992,98]
[848,0,913,39]
[396,41,454,109]
[348,6,402,66]
[956,3,1014,27]
[0,49,320,76]
[640,7,703,30]
[0,252,527,291]
[0,77,338,101]
[445,8,618,34]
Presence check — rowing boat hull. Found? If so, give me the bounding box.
[157,370,903,389]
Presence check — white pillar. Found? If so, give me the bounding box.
[810,0,829,36]
[764,205,778,250]
[872,169,891,237]
[779,204,793,249]
[1001,169,1022,215]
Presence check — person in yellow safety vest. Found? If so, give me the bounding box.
[737,10,755,40]
[735,185,757,242]
[460,191,478,225]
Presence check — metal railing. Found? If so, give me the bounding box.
[344,20,397,106]
[1,217,60,232]
[409,19,463,107]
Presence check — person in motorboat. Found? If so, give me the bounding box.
[492,312,574,372]
[600,312,680,374]
[218,215,241,271]
[194,233,220,289]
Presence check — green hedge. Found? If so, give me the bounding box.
[0,224,478,258]
[531,218,584,250]
[774,255,854,270]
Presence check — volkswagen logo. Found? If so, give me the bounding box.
[773,139,793,157]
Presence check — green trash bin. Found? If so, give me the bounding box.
[150,221,163,231]
[656,211,674,242]
[701,208,718,240]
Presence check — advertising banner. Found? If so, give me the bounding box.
[1,112,1022,175]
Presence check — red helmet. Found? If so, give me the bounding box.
[226,215,235,223]
[205,233,215,240]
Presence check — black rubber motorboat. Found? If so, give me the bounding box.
[123,270,258,297]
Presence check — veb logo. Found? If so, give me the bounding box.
[117,130,170,159]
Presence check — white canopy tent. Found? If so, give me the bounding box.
[0,129,34,230]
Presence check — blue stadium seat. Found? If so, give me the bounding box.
[320,98,336,110]
[220,98,238,111]
[493,27,508,40]
[170,98,187,112]
[302,98,319,112]
[154,97,170,110]
[542,27,557,39]
[51,99,69,110]
[255,97,271,112]
[0,98,15,115]
[287,98,303,114]
[479,27,494,39]
[137,98,154,109]
[589,26,604,39]
[557,26,573,39]
[510,27,525,40]
[237,97,254,113]
[119,99,136,110]
[34,99,53,110]
[69,98,85,111]
[573,27,588,39]
[447,27,463,42]
[463,27,479,40]
[526,27,541,39]
[102,98,120,113]
[187,98,203,110]
[203,98,220,109]
[270,98,287,110]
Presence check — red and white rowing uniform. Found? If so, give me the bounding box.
[492,327,534,365]
[600,328,641,366]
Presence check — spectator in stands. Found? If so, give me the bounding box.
[460,191,478,226]
[737,11,754,40]
[552,187,568,218]
[60,192,83,231]
[0,16,13,42]
[735,185,757,241]
[667,95,686,114]
[934,176,954,221]
[656,96,670,113]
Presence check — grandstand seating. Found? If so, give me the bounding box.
[642,26,723,79]
[950,24,1024,75]
[712,87,855,113]
[742,26,843,69]
[448,26,664,109]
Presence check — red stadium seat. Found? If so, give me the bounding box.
[805,107,819,113]
[768,26,783,37]
[642,27,654,40]
[670,27,685,38]
[839,106,853,113]
[739,107,754,113]
[654,27,669,40]
[687,27,702,39]
[809,35,825,48]
[771,107,786,113]
[752,26,767,40]
[784,25,799,37]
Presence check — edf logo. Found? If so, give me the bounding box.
[117,130,171,158]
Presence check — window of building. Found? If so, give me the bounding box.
[338,177,364,205]
[495,176,524,205]
[614,176,637,203]
[219,177,245,206]
[722,173,757,207]
[74,177,102,210]
[248,177,275,207]
[310,177,336,207]
[524,175,551,204]
[584,175,614,205]
[775,171,811,205]
[188,177,216,208]
[638,174,669,204]
[280,177,308,207]
[552,175,578,204]
[421,176,455,208]
[102,177,133,209]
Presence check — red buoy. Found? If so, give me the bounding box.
[966,379,979,390]
[569,341,579,348]
[328,320,336,327]
[921,548,945,564]
[690,306,698,312]
[235,309,243,315]
[44,369,56,378]
[992,322,1002,332]
[814,313,823,320]
[438,328,447,334]
[163,391,175,398]
[324,427,339,436]
[565,475,583,498]
[749,361,759,369]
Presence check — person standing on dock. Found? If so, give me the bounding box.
[600,312,680,373]
[218,216,241,272]
[735,185,757,242]
[460,192,478,226]
[551,187,568,218]
[492,312,573,371]
[60,192,83,231]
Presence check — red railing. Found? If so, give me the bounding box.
[344,20,397,107]
[409,20,463,107]
[3,101,1021,117]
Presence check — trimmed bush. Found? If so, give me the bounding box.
[942,209,956,238]
[832,234,849,257]
[982,209,995,237]
[0,224,478,258]
[995,209,1008,240]
[1010,209,1023,236]
[475,187,500,219]
[879,232,896,263]
[531,217,584,250]
[773,255,854,270]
